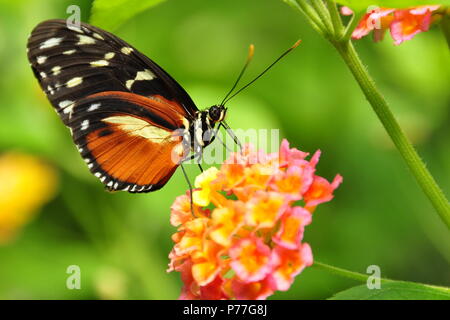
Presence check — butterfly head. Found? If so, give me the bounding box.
[207,105,227,123]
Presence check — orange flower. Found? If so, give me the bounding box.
[273,207,311,250]
[230,276,274,300]
[390,5,441,45]
[304,175,343,209]
[341,5,442,45]
[229,236,275,282]
[348,7,395,41]
[245,191,286,229]
[167,139,342,299]
[191,240,223,286]
[269,244,313,291]
[209,200,245,247]
[192,167,220,207]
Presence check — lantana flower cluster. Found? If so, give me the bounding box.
[342,5,442,45]
[167,140,342,299]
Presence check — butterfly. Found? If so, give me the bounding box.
[27,19,299,194]
[26,19,238,193]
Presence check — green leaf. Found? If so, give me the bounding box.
[337,1,450,11]
[330,281,450,300]
[90,0,167,31]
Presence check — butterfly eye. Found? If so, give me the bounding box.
[208,106,223,122]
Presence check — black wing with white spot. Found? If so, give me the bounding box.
[27,19,198,125]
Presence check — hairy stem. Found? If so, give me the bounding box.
[334,41,450,229]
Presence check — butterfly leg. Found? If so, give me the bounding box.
[180,162,196,218]
[195,149,204,173]
[213,125,234,154]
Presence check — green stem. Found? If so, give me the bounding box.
[313,261,450,293]
[284,0,326,36]
[334,41,450,229]
[310,0,334,34]
[313,261,370,282]
[325,0,344,37]
[341,10,365,41]
[285,1,450,229]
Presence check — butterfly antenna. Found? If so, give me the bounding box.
[223,39,301,105]
[220,44,255,106]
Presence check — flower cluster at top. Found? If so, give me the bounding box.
[167,139,342,299]
[341,5,442,45]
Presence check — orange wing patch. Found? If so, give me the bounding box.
[85,114,186,192]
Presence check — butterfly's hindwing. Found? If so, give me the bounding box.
[67,92,189,192]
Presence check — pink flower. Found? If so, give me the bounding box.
[167,139,342,299]
[230,277,274,300]
[304,175,343,209]
[273,207,312,250]
[269,244,313,291]
[350,7,395,41]
[230,237,274,282]
[341,5,442,45]
[390,5,441,45]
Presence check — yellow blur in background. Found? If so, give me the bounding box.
[0,152,57,244]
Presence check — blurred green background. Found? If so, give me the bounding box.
[0,0,448,299]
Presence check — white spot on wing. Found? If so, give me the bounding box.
[87,103,101,112]
[58,100,73,109]
[125,69,156,90]
[40,72,46,78]
[81,120,89,130]
[136,69,155,81]
[67,25,83,33]
[125,79,135,90]
[121,47,133,55]
[77,35,96,45]
[90,60,109,67]
[66,77,83,88]
[37,56,47,64]
[40,37,63,49]
[104,52,115,60]
[63,49,76,55]
[93,33,104,40]
[63,103,75,117]
[52,66,61,75]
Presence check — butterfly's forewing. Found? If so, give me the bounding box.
[27,19,196,192]
[27,19,198,123]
